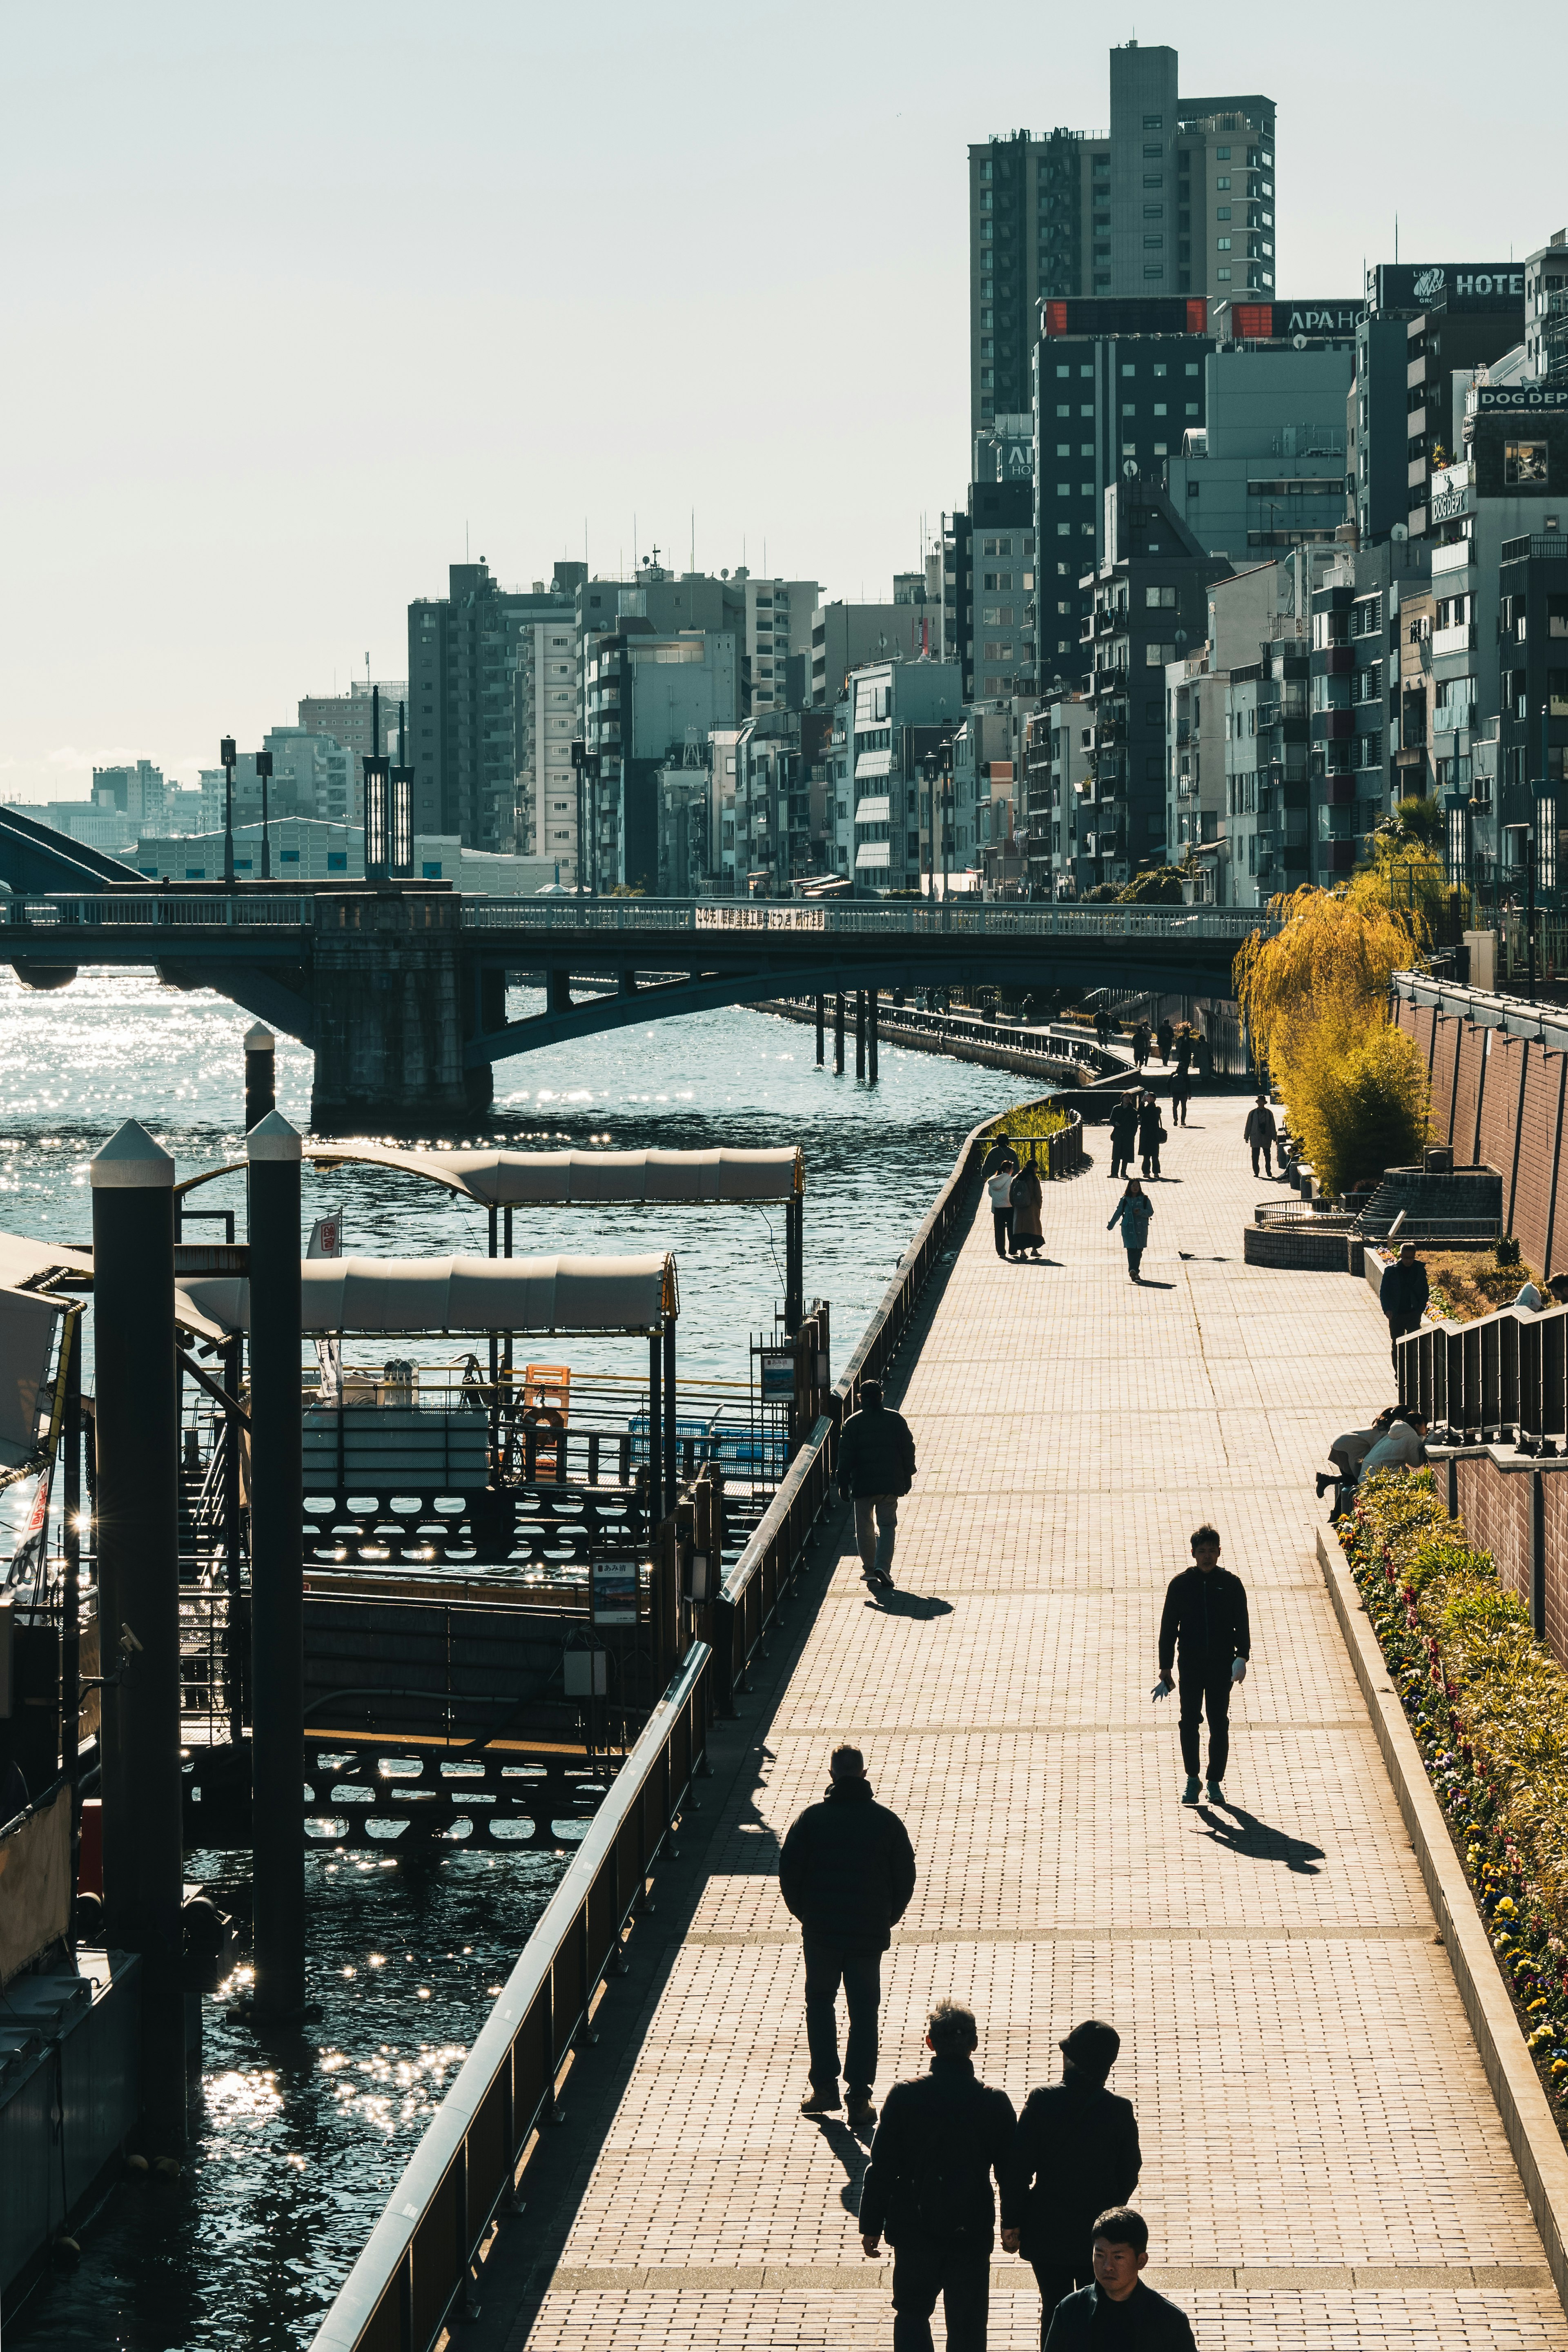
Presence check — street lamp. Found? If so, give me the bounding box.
[569,737,585,899]
[220,735,236,889]
[1504,821,1538,1002]
[255,750,273,880]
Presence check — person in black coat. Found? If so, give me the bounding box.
[780,1746,916,2129]
[1379,1241,1430,1368]
[1043,2209,1196,2352]
[1108,1095,1138,1181]
[1000,2020,1140,2347]
[1153,1524,1251,1806]
[1136,1094,1164,1179]
[837,1378,917,1591]
[860,2000,1016,2352]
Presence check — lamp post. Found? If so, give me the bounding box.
[1504,821,1538,1002]
[220,735,236,889]
[255,749,273,880]
[570,737,585,898]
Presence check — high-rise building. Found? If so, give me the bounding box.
[515,615,581,875]
[406,562,582,852]
[1168,320,1357,563]
[1352,265,1526,546]
[91,760,166,828]
[736,573,820,713]
[297,680,406,773]
[969,43,1276,438]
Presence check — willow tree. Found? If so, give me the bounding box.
[1234,871,1434,1196]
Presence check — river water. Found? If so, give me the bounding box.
[1,971,1026,2349]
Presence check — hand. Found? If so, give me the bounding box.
[1000,2228,1022,2254]
[862,2233,882,2259]
[1232,1657,1248,1684]
[1151,1677,1172,1702]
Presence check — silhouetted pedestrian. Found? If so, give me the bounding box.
[1174,1027,1194,1077]
[1156,1018,1173,1065]
[1379,1241,1429,1369]
[860,2000,1016,2352]
[1042,2210,1196,2352]
[1153,1524,1250,1806]
[1243,1094,1278,1177]
[1108,1180,1153,1283]
[1108,1095,1138,1181]
[1131,1023,1151,1071]
[781,1746,916,2132]
[1169,1069,1191,1127]
[1001,2020,1140,2350]
[1010,1158,1045,1261]
[1137,1094,1164,1179]
[837,1377,916,1591]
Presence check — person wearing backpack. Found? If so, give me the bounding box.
[1000,2020,1141,2348]
[860,1999,1017,2351]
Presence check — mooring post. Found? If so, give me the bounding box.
[867,990,879,1085]
[60,1308,82,1864]
[243,1023,276,1132]
[223,1334,245,1745]
[855,990,866,1079]
[834,992,845,1075]
[785,1196,804,1335]
[648,1334,664,1527]
[247,1111,305,2023]
[815,994,824,1067]
[663,1316,677,1514]
[91,1118,186,2152]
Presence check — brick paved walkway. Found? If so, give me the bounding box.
[501,1091,1564,2349]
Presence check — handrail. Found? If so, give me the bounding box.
[308,1639,711,2352]
[460,899,1274,942]
[4,893,314,929]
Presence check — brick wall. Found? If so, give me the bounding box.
[1455,1456,1532,1617]
[1395,998,1568,1277]
[1543,1472,1568,1666]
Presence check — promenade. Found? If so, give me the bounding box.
[492,1089,1561,2350]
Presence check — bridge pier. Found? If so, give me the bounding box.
[309,894,492,1131]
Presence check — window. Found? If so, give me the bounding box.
[1143,174,1163,189]
[1216,206,1232,221]
[328,851,348,871]
[1144,236,1163,248]
[1506,441,1549,487]
[1145,586,1177,608]
[1216,236,1232,251]
[1056,403,1069,418]
[1215,175,1231,192]
[1216,267,1231,281]
[1216,146,1230,160]
[1143,114,1163,129]
[1153,363,1167,377]
[1185,362,1198,376]
[1154,403,1167,416]
[1056,364,1070,378]
[1056,441,1071,457]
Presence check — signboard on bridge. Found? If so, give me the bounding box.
[591,1559,639,1627]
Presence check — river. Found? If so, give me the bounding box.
[1,971,1028,2350]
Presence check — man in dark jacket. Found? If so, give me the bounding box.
[1379,1241,1430,1367]
[1136,1094,1163,1180]
[837,1378,916,1591]
[780,1745,916,2129]
[1243,1094,1277,1176]
[1001,2020,1140,2347]
[860,2000,1016,2352]
[1108,1095,1138,1181]
[1153,1523,1250,1806]
[1043,2209,1196,2352]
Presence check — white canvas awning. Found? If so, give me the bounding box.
[300,1144,802,1205]
[0,1284,67,1477]
[0,1226,227,1350]
[178,1252,677,1338]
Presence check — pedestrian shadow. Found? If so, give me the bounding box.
[1196,1803,1324,1874]
[814,2116,873,2207]
[1132,1278,1175,1290]
[866,1588,954,1619]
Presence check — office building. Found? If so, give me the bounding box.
[91,760,166,829]
[407,561,583,853]
[297,680,406,771]
[828,659,961,892]
[515,614,580,878]
[736,573,820,714]
[968,42,1276,436]
[583,614,740,892]
[1169,325,1356,561]
[940,482,1035,705]
[1032,296,1214,688]
[811,601,923,708]
[729,708,833,894]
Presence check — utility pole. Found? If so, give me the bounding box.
[255,750,273,880]
[221,735,237,889]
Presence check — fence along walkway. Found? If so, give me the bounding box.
[490,1093,1559,2350]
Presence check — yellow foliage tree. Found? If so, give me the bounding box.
[1234,881,1432,1196]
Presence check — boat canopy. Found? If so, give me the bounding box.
[178,1252,678,1338]
[298,1143,802,1205]
[0,1225,229,1348]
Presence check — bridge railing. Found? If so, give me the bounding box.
[4,893,315,928]
[307,1638,711,2352]
[459,898,1273,942]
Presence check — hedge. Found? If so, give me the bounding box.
[1339,1469,1568,2123]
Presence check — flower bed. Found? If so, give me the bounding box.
[1339,1468,1568,2131]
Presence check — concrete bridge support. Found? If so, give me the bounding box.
[308,894,493,1131]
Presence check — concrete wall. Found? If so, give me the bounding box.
[1397,996,1568,1277]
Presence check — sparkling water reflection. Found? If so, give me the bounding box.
[2,969,1028,2345]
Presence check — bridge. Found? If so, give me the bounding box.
[2,868,1268,1126]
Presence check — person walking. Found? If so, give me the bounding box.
[1136,1093,1165,1180]
[781,1746,916,2130]
[1173,1027,1194,1077]
[1243,1093,1278,1177]
[1107,1094,1138,1181]
[986,1152,1019,1259]
[1042,2210,1197,2352]
[1379,1241,1430,1369]
[1107,1180,1154,1283]
[1153,1523,1250,1806]
[1009,1157,1045,1261]
[1001,2020,1140,2349]
[1169,1068,1191,1128]
[1131,1022,1151,1072]
[837,1376,916,1591]
[1156,1017,1173,1066]
[859,2000,1016,2352]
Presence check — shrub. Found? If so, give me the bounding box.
[1116,866,1185,905]
[1339,1469,1568,2118]
[985,1100,1068,1154]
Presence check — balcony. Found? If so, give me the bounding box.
[1431,538,1473,577]
[1432,621,1477,659]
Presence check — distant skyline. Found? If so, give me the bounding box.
[6,0,1568,802]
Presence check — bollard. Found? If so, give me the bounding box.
[91,1119,187,2152]
[243,1024,276,1133]
[247,1111,305,2022]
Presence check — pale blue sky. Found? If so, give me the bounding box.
[5,1,1566,802]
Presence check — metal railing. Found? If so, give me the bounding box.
[307,1639,711,2352]
[460,899,1273,942]
[5,893,314,929]
[1399,1301,1568,1446]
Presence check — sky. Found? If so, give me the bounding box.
[6,0,1568,804]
